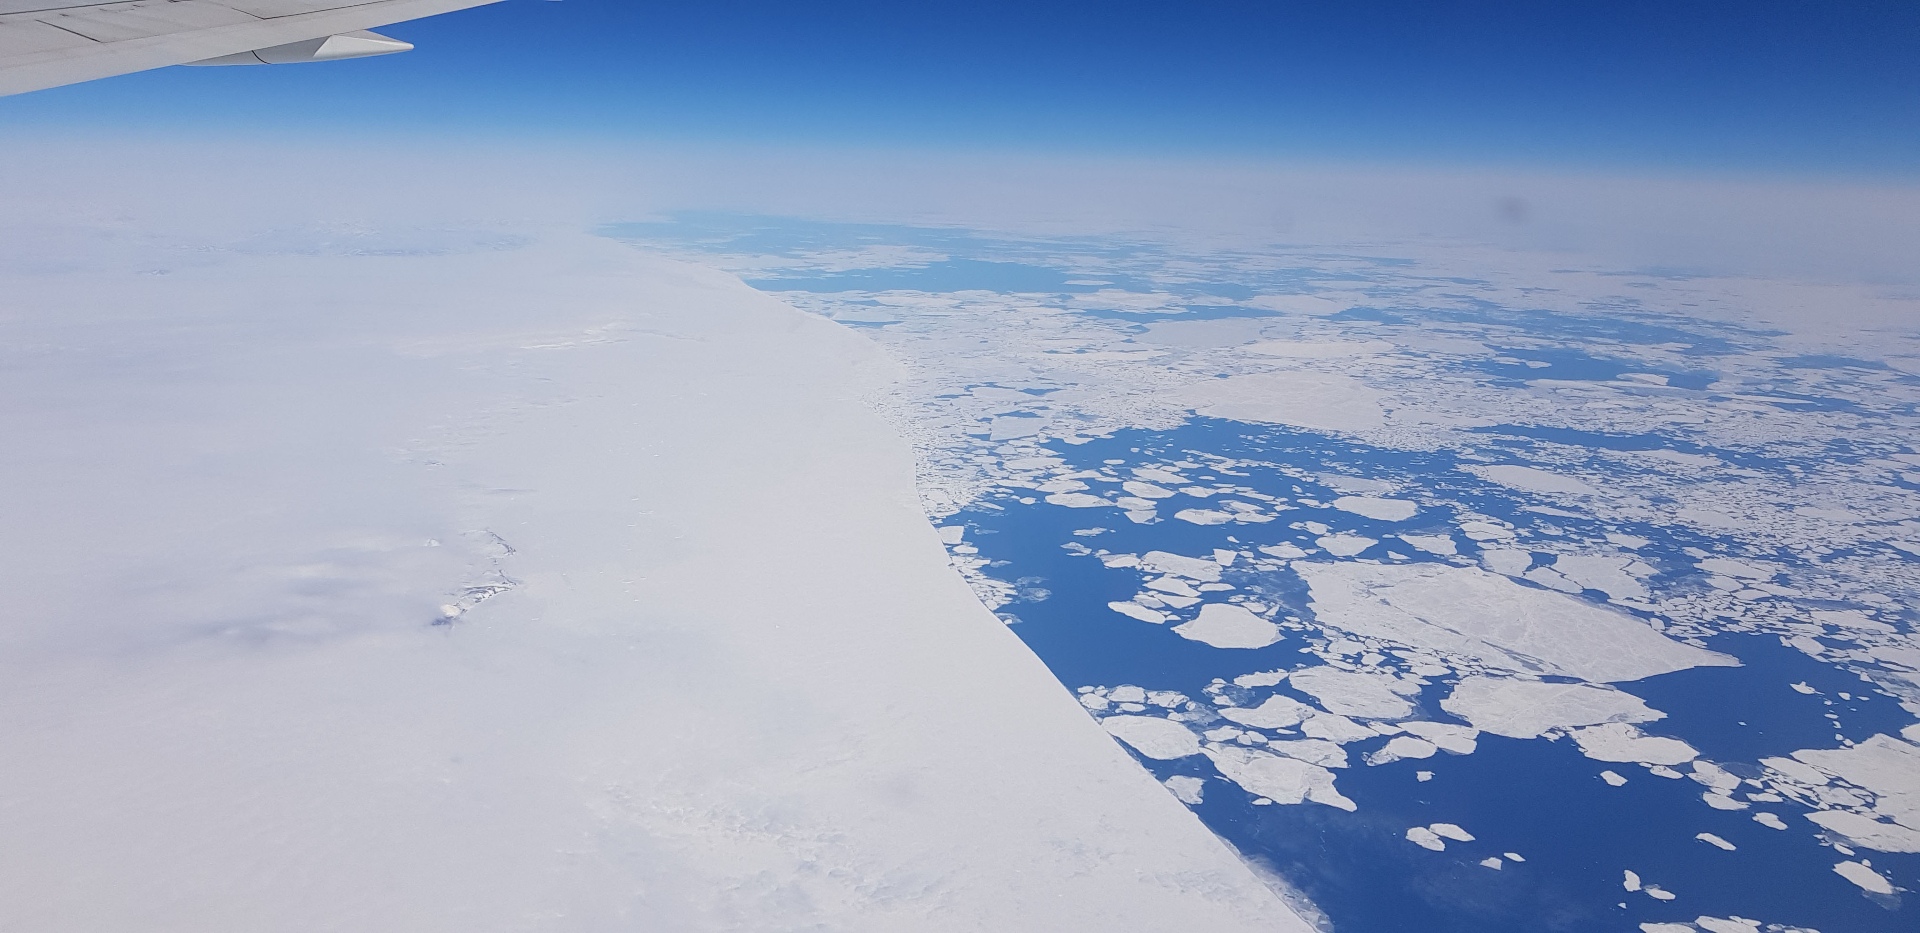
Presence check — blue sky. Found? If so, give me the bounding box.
[4,0,1917,175]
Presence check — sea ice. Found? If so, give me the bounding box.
[1103,716,1203,760]
[1047,492,1111,508]
[1753,812,1788,830]
[1164,775,1206,805]
[1179,371,1387,433]
[1551,555,1652,601]
[1397,534,1458,556]
[1696,833,1736,851]
[1109,601,1169,624]
[1441,678,1665,738]
[1173,603,1283,649]
[1399,721,1479,754]
[1471,464,1599,495]
[1288,667,1417,719]
[1177,509,1237,525]
[1805,810,1920,853]
[1406,827,1446,851]
[1316,534,1377,556]
[1265,739,1350,769]
[1571,723,1699,766]
[1204,745,1357,811]
[1332,496,1419,521]
[1140,551,1224,582]
[1602,770,1629,786]
[1296,562,1735,682]
[1430,823,1474,841]
[1221,695,1317,729]
[1832,860,1894,895]
[1480,857,1502,869]
[1366,736,1438,765]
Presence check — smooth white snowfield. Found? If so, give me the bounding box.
[0,231,1309,933]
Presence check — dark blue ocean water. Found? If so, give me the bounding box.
[957,421,1918,933]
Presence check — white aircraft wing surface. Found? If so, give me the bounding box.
[0,0,503,96]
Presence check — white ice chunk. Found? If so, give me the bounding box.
[1108,601,1169,624]
[1122,481,1176,499]
[1471,464,1598,495]
[1481,548,1534,576]
[1399,721,1479,755]
[1300,713,1379,744]
[1180,371,1387,434]
[1316,534,1377,557]
[1296,562,1735,682]
[1398,534,1458,556]
[1233,670,1287,688]
[937,526,966,545]
[1289,667,1416,720]
[1601,770,1629,786]
[1367,736,1438,765]
[1640,926,1694,933]
[1221,695,1317,729]
[1332,497,1419,521]
[1806,810,1920,853]
[1552,555,1651,601]
[1103,716,1203,760]
[1623,870,1643,892]
[1695,918,1761,933]
[1265,739,1350,769]
[1407,827,1446,851]
[1753,812,1787,830]
[1140,551,1223,582]
[1164,775,1206,805]
[1429,823,1474,842]
[1047,492,1112,508]
[1173,603,1282,649]
[1571,723,1698,766]
[1480,857,1502,869]
[1205,745,1356,811]
[1441,678,1665,738]
[1696,833,1736,851]
[1833,860,1895,895]
[1259,543,1310,559]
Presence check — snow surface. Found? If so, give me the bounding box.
[0,226,1306,932]
[1173,603,1284,648]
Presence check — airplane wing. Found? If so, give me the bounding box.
[0,0,505,97]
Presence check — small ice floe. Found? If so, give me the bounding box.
[937,525,966,544]
[1289,667,1417,720]
[1624,870,1643,892]
[1366,736,1438,766]
[1265,738,1350,769]
[1164,775,1206,805]
[1233,669,1287,688]
[1480,548,1534,576]
[1649,766,1685,779]
[1833,860,1895,895]
[1108,601,1168,624]
[1172,603,1283,649]
[1399,721,1479,754]
[1807,810,1920,853]
[1220,695,1316,729]
[1505,852,1524,862]
[1407,827,1446,851]
[1175,509,1236,525]
[1430,823,1475,842]
[1602,770,1629,786]
[1204,745,1355,811]
[1480,857,1503,870]
[1693,918,1764,933]
[1332,496,1419,521]
[1416,771,1434,782]
[1139,550,1223,581]
[1122,480,1175,499]
[1046,492,1110,508]
[1259,543,1309,559]
[1640,924,1693,933]
[1397,533,1458,556]
[1646,886,1677,901]
[1316,533,1377,556]
[1571,723,1698,766]
[1696,833,1736,851]
[1103,716,1202,760]
[1703,793,1749,811]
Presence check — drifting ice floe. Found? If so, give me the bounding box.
[1440,677,1665,738]
[1331,496,1419,521]
[1296,562,1735,682]
[1470,464,1599,495]
[1103,716,1203,760]
[1204,745,1357,811]
[1173,603,1283,649]
[1288,667,1417,720]
[1178,371,1387,433]
[1832,860,1895,895]
[1571,723,1698,766]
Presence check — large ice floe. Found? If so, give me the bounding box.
[1294,561,1736,682]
